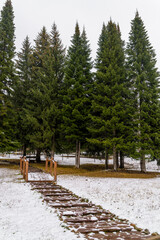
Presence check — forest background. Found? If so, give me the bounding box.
[1,0,160,173]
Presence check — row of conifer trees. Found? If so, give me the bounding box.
[1,0,160,172]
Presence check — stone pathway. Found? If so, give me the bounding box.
[30,181,155,240]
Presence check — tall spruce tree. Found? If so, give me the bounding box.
[88,20,126,170]
[63,23,93,168]
[15,36,33,156]
[24,27,51,160]
[126,11,160,172]
[0,0,17,152]
[24,25,65,160]
[43,23,66,157]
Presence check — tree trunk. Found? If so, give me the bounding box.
[105,147,109,169]
[36,149,41,163]
[23,144,26,157]
[75,140,80,168]
[140,153,146,173]
[120,151,124,168]
[51,135,55,159]
[113,145,117,171]
[116,151,119,168]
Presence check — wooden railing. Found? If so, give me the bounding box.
[45,157,57,182]
[20,157,57,182]
[20,156,29,182]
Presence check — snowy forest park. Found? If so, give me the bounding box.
[1,0,160,173]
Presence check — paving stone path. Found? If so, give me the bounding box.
[29,180,156,240]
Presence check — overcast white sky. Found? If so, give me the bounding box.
[0,0,160,67]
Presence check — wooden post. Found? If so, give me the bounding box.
[21,157,24,174]
[23,159,26,179]
[25,160,29,182]
[54,160,57,182]
[45,158,49,172]
[50,157,53,175]
[20,157,23,174]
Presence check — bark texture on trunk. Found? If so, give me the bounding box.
[51,135,55,159]
[116,151,119,168]
[113,145,117,171]
[105,148,109,169]
[120,151,124,168]
[140,153,146,173]
[23,144,26,157]
[36,149,41,162]
[75,140,80,168]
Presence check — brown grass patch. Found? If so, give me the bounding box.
[29,162,160,179]
[1,159,160,179]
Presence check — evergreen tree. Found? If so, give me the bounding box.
[24,25,65,160]
[63,23,93,168]
[126,11,160,172]
[24,27,50,160]
[0,0,15,93]
[0,0,17,152]
[42,23,66,157]
[15,36,33,155]
[88,20,126,170]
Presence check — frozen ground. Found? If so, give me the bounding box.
[28,169,160,235]
[58,175,160,235]
[0,154,160,238]
[0,168,85,240]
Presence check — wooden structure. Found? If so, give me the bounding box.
[20,156,29,182]
[20,157,57,182]
[45,157,57,182]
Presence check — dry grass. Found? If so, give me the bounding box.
[30,162,160,179]
[1,159,160,179]
[0,162,19,170]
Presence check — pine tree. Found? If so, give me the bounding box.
[15,36,33,155]
[126,11,160,172]
[63,23,93,168]
[0,0,17,152]
[88,20,126,170]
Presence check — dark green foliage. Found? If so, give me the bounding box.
[23,25,66,157]
[24,27,51,153]
[126,11,160,172]
[14,36,33,155]
[0,0,18,152]
[0,0,15,92]
[88,20,127,170]
[62,23,93,165]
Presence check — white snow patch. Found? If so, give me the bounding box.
[58,175,160,234]
[0,168,84,240]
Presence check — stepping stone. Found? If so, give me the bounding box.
[44,196,78,202]
[43,192,72,196]
[49,202,93,208]
[77,226,133,233]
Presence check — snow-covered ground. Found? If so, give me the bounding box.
[0,168,85,240]
[58,175,160,235]
[0,154,160,238]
